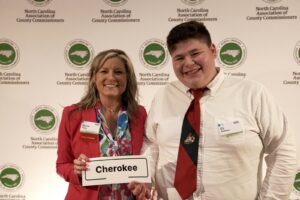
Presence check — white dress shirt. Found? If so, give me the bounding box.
[145,68,297,200]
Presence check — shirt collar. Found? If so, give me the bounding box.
[179,67,225,97]
[206,67,225,96]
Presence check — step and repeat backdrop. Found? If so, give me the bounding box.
[1,0,300,199]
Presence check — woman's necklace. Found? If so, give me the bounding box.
[102,105,119,136]
[102,105,120,114]
[105,107,116,113]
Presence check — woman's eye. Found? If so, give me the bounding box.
[115,70,124,75]
[99,70,107,74]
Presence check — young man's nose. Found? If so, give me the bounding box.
[184,56,195,66]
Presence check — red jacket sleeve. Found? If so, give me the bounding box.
[131,105,147,155]
[56,105,81,185]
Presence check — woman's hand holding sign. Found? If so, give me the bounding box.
[73,154,89,176]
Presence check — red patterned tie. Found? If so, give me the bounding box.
[174,89,204,199]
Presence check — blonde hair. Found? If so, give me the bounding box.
[77,49,139,119]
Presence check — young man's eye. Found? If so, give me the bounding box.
[192,52,200,56]
[175,57,183,61]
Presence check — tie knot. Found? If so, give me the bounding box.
[191,89,204,101]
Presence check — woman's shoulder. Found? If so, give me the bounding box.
[137,104,146,111]
[62,103,79,113]
[130,105,147,122]
[137,105,147,116]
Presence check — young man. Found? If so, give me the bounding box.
[133,21,297,200]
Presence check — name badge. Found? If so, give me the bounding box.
[217,120,243,136]
[80,121,100,142]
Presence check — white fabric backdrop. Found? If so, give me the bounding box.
[0,0,299,199]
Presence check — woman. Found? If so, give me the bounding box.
[56,49,147,200]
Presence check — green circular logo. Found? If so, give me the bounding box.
[262,0,282,3]
[0,39,19,70]
[217,38,246,69]
[0,164,24,191]
[103,0,127,7]
[181,0,205,6]
[294,171,300,192]
[65,39,94,70]
[30,105,58,134]
[140,39,168,70]
[27,0,52,7]
[294,41,300,66]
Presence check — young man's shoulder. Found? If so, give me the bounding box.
[161,80,186,92]
[152,80,188,102]
[225,75,264,89]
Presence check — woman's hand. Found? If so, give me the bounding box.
[73,154,89,176]
[128,181,151,199]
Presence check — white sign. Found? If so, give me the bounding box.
[82,155,151,186]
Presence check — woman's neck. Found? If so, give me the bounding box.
[100,96,122,114]
[99,96,122,136]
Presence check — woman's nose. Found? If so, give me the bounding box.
[107,71,116,79]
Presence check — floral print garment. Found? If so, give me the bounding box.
[96,106,134,200]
